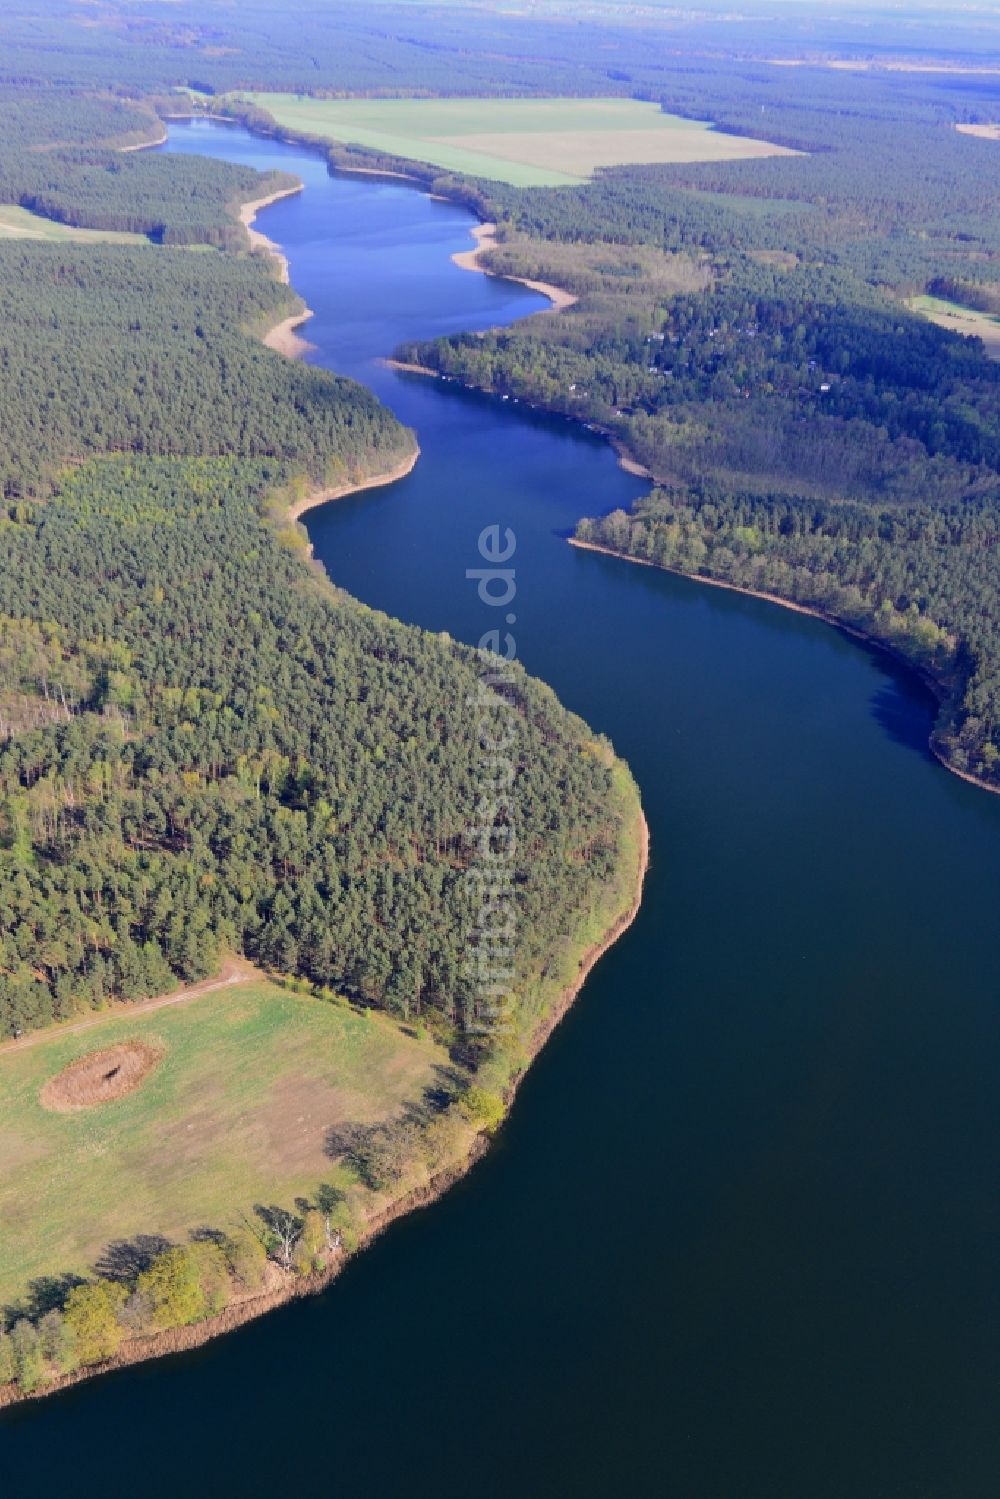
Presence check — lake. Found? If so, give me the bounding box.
[3,120,998,1499]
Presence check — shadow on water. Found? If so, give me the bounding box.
[869,676,940,760]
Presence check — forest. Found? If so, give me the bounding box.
[0,87,295,246]
[0,456,622,1038]
[0,2,996,97]
[0,239,406,499]
[0,86,627,1048]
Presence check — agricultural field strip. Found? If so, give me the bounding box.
[245,95,799,186]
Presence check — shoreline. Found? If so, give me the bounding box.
[569,538,1000,798]
[238,183,318,356]
[332,161,425,183]
[285,447,421,526]
[0,791,647,1410]
[263,306,315,358]
[383,360,650,481]
[117,123,169,153]
[239,183,304,284]
[0,1141,485,1409]
[527,804,648,1059]
[452,222,579,313]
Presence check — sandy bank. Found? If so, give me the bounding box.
[286,447,421,524]
[956,123,1000,140]
[239,183,304,283]
[614,446,653,478]
[238,183,321,357]
[264,308,316,358]
[118,123,169,153]
[333,162,424,183]
[452,222,579,313]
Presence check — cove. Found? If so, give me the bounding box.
[2,120,999,1499]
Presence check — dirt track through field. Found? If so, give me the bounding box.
[0,960,257,1057]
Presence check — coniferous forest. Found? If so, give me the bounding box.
[0,87,630,1043]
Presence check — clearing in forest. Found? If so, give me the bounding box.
[955,123,1000,141]
[909,293,1000,360]
[0,204,146,243]
[0,977,447,1304]
[244,95,800,186]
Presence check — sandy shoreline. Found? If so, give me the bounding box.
[0,791,647,1410]
[238,183,321,356]
[612,444,653,478]
[118,123,169,153]
[117,133,316,358]
[239,183,304,283]
[452,222,579,313]
[333,162,424,183]
[264,308,316,358]
[285,447,421,524]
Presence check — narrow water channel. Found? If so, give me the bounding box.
[3,120,998,1499]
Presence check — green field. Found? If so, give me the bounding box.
[0,978,447,1304]
[910,293,1000,359]
[244,95,798,186]
[0,205,146,244]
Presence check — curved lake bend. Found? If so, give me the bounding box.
[3,120,999,1498]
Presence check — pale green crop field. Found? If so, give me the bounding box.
[0,978,444,1303]
[244,95,799,186]
[0,205,146,244]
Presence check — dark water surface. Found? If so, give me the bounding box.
[3,121,999,1498]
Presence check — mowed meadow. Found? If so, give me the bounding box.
[0,976,449,1305]
[244,95,799,185]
